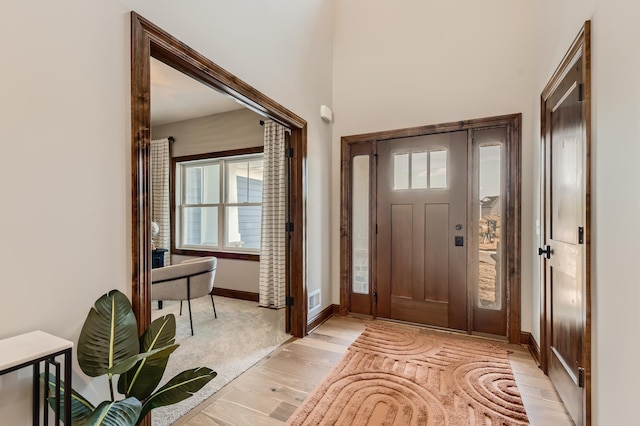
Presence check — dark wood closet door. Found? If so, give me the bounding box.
[542,57,587,425]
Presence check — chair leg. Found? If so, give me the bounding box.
[187,298,194,336]
[179,300,183,316]
[210,295,217,319]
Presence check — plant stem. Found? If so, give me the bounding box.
[109,374,115,401]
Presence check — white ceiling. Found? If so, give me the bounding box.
[150,57,244,126]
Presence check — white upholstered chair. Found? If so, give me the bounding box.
[151,257,217,335]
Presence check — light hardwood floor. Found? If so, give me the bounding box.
[174,316,573,426]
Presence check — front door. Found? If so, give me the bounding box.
[540,21,591,425]
[377,132,468,330]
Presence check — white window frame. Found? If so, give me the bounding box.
[175,152,264,255]
[392,148,449,191]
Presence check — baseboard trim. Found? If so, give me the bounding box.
[212,288,259,302]
[307,304,340,332]
[520,331,541,366]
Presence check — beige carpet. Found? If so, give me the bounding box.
[287,324,529,426]
[150,296,289,426]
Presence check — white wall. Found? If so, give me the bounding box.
[0,0,334,423]
[152,108,264,157]
[532,0,640,423]
[331,0,537,335]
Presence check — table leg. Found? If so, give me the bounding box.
[50,360,61,425]
[44,361,49,425]
[32,363,39,426]
[64,349,72,425]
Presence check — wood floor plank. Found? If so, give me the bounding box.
[237,363,321,397]
[227,369,312,406]
[290,335,354,354]
[214,386,282,416]
[269,402,298,422]
[303,331,357,348]
[200,400,283,426]
[180,413,228,426]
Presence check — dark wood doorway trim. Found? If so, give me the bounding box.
[131,12,308,342]
[539,21,591,425]
[340,114,522,343]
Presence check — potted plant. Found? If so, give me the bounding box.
[42,290,216,425]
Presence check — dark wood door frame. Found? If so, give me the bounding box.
[540,21,591,425]
[131,12,308,341]
[340,114,522,343]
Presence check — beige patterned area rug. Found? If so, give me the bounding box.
[287,324,529,425]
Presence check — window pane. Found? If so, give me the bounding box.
[185,167,202,204]
[411,152,428,189]
[202,164,220,204]
[227,161,249,203]
[247,160,264,203]
[183,206,218,247]
[352,155,369,294]
[478,144,502,310]
[430,150,447,189]
[393,153,409,190]
[227,159,263,204]
[226,206,262,250]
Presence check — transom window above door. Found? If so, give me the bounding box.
[174,151,264,254]
[392,149,448,190]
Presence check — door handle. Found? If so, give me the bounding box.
[538,245,551,259]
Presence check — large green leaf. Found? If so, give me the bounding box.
[118,315,178,400]
[107,344,178,375]
[85,398,141,426]
[41,372,94,425]
[137,367,216,423]
[78,290,139,377]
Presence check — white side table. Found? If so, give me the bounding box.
[0,331,73,425]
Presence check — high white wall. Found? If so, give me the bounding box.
[0,0,334,423]
[531,0,640,423]
[331,0,537,333]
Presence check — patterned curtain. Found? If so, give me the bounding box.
[259,121,287,308]
[151,138,171,266]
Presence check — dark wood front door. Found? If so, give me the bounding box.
[541,22,591,425]
[377,131,468,330]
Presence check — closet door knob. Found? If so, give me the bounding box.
[538,245,551,259]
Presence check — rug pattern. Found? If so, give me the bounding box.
[287,324,529,425]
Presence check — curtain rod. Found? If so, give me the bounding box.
[168,136,175,142]
[259,120,291,134]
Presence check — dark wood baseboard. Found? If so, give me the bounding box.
[332,304,341,315]
[212,287,259,302]
[520,331,541,366]
[307,304,340,332]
